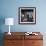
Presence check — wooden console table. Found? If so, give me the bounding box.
[4,32,43,46]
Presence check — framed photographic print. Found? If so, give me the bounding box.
[19,7,36,24]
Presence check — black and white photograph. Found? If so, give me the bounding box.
[19,7,36,24]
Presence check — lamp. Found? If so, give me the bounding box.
[5,18,14,35]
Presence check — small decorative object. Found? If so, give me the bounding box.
[5,18,14,35]
[25,32,38,35]
[19,7,36,24]
[25,32,32,35]
[27,32,32,34]
[25,33,29,35]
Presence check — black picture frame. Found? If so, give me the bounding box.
[19,7,36,24]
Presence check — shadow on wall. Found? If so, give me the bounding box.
[0,16,5,46]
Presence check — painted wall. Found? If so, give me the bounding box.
[0,0,46,46]
[0,0,46,32]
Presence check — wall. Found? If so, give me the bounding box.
[0,0,46,32]
[0,0,46,46]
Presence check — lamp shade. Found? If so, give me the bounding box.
[5,18,14,25]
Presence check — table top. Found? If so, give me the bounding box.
[4,32,43,40]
